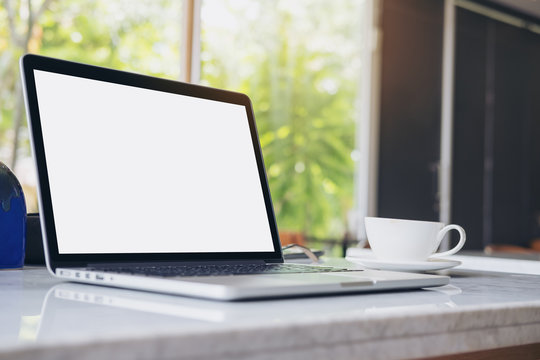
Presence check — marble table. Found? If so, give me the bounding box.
[1,258,540,360]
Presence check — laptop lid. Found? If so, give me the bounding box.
[20,54,283,271]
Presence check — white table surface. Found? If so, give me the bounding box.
[1,257,540,360]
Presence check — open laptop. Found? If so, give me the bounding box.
[20,54,449,300]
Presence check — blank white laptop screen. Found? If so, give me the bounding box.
[33,70,274,254]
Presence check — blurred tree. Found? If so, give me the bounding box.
[1,0,362,240]
[1,0,54,169]
[200,0,362,239]
[0,0,181,210]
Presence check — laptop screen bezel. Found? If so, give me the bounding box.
[20,54,284,269]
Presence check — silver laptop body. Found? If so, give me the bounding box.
[20,54,448,300]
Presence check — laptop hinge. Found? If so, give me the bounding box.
[86,260,267,268]
[264,258,284,264]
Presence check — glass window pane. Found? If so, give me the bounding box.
[200,0,366,244]
[0,0,183,212]
[40,1,182,78]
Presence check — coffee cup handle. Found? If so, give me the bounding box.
[429,224,466,259]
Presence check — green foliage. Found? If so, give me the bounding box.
[0,0,182,168]
[1,0,363,239]
[0,0,182,210]
[38,0,182,78]
[200,0,362,239]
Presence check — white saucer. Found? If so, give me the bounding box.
[346,254,461,272]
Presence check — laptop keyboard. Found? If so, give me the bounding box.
[88,263,357,277]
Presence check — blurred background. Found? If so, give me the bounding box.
[1,0,539,256]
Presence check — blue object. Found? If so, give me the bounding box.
[0,162,26,269]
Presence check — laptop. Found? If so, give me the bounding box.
[20,54,449,300]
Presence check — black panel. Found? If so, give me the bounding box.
[452,8,540,249]
[492,21,530,247]
[380,2,540,249]
[529,32,540,243]
[452,9,488,250]
[378,0,444,221]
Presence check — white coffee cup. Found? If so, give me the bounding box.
[364,217,466,261]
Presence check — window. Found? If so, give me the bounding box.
[1,0,183,211]
[1,0,372,250]
[200,0,365,243]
